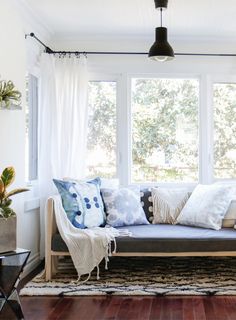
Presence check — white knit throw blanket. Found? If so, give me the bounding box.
[50,195,131,281]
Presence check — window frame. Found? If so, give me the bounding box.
[210,75,236,182]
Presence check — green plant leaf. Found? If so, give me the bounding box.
[0,166,27,218]
[0,80,21,107]
[0,206,16,218]
[0,196,15,218]
[6,188,29,198]
[0,178,4,193]
[1,198,12,207]
[1,167,15,187]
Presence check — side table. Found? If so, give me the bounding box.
[0,249,30,320]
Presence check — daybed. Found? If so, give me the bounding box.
[45,197,236,281]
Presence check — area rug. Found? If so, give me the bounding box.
[20,257,236,296]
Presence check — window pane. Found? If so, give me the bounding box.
[131,78,199,182]
[213,83,236,179]
[86,81,117,178]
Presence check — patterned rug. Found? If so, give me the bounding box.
[20,257,236,296]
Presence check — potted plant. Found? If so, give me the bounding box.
[0,167,28,253]
[0,80,21,109]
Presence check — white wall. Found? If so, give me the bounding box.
[0,0,40,272]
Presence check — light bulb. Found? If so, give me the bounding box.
[155,56,168,62]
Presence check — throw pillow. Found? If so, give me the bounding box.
[223,200,236,227]
[152,187,191,224]
[176,184,233,230]
[101,187,149,227]
[140,187,154,223]
[214,182,236,228]
[53,177,105,229]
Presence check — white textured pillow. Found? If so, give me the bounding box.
[214,182,236,228]
[222,200,236,227]
[176,184,233,230]
[152,187,190,224]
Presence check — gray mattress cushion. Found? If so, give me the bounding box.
[51,224,236,253]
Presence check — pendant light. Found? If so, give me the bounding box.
[148,0,175,62]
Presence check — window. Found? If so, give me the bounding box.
[84,74,236,185]
[213,83,236,179]
[131,78,199,182]
[25,74,38,181]
[86,81,117,178]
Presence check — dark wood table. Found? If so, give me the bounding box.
[0,249,30,320]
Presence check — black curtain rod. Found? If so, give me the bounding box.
[25,32,236,57]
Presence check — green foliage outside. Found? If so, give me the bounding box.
[86,79,236,182]
[132,78,199,182]
[214,84,236,179]
[86,81,116,178]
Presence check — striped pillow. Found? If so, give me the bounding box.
[152,187,190,224]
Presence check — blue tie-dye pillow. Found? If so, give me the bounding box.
[53,177,105,229]
[101,187,149,227]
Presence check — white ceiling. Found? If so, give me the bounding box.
[22,0,236,41]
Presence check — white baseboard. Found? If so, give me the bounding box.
[22,252,42,277]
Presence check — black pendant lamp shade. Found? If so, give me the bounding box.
[149,0,175,62]
[148,27,174,62]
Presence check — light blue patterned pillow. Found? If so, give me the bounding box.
[53,177,105,229]
[101,187,149,227]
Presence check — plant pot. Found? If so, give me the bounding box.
[0,216,16,253]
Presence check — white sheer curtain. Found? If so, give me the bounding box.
[38,53,88,257]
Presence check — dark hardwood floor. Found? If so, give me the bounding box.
[2,265,236,320]
[20,296,236,320]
